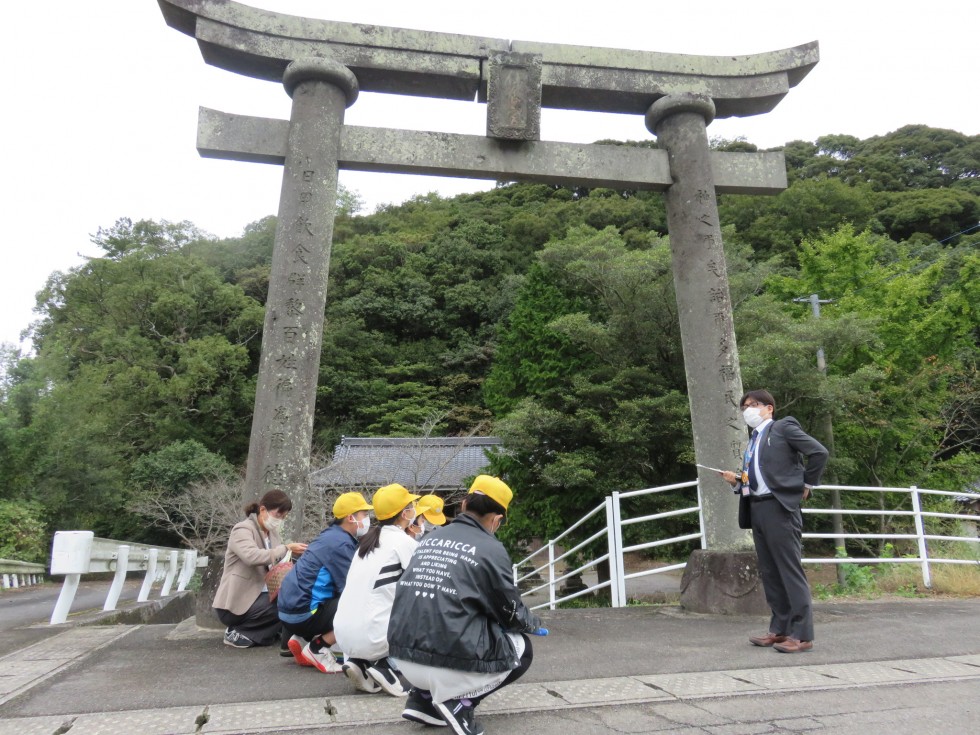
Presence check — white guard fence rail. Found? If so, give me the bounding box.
[49,530,208,625]
[0,558,45,589]
[513,480,704,611]
[514,481,980,610]
[801,484,980,589]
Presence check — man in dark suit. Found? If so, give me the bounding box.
[720,389,828,653]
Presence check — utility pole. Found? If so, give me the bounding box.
[793,294,846,584]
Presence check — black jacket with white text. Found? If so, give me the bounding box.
[387,513,542,673]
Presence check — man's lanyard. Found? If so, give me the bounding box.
[741,430,762,486]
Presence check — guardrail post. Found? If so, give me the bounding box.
[49,531,95,625]
[2,574,9,589]
[177,550,197,591]
[103,545,130,611]
[138,549,158,602]
[548,540,556,611]
[161,550,180,596]
[696,480,707,549]
[604,496,620,607]
[607,493,627,607]
[910,485,932,589]
[50,574,81,624]
[11,574,19,589]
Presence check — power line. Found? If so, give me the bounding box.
[938,222,980,244]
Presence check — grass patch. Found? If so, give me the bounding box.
[876,562,980,597]
[811,559,881,599]
[811,559,980,599]
[557,594,611,609]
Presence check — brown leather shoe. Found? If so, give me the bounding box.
[773,638,813,653]
[749,632,788,647]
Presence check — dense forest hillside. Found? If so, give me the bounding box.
[1,125,977,557]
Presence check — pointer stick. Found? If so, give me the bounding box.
[695,463,727,474]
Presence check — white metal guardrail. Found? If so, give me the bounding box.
[802,484,980,589]
[514,480,704,610]
[0,558,45,589]
[514,481,979,610]
[48,531,208,624]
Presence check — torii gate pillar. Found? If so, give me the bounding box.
[646,95,745,551]
[243,60,358,525]
[647,95,767,613]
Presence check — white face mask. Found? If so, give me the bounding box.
[410,519,427,540]
[354,515,370,538]
[404,509,417,525]
[263,513,284,533]
[743,407,765,429]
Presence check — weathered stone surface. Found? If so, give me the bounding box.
[160,0,505,99]
[647,95,751,553]
[486,52,542,140]
[196,108,788,194]
[194,555,224,629]
[242,59,356,523]
[680,549,768,615]
[159,0,818,117]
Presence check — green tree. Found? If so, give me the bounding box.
[0,501,48,563]
[18,220,263,538]
[764,225,980,491]
[487,226,692,544]
[719,178,876,260]
[874,188,980,244]
[128,439,238,546]
[130,439,236,496]
[483,263,588,415]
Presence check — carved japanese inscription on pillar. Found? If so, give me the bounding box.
[241,58,358,527]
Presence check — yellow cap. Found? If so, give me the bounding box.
[415,494,447,526]
[468,475,513,511]
[372,483,421,521]
[333,492,373,519]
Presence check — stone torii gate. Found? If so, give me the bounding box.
[159,0,817,610]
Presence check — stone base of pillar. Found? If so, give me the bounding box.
[679,549,769,615]
[195,555,226,630]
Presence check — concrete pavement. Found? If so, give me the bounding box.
[0,585,978,734]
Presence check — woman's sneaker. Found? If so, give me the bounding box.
[301,638,343,673]
[402,688,446,727]
[366,657,410,696]
[434,697,484,735]
[223,628,253,649]
[342,658,382,693]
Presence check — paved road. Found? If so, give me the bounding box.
[0,596,977,734]
[0,579,145,657]
[0,580,145,627]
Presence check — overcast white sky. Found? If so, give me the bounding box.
[2,0,976,351]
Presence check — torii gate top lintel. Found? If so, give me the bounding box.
[159,0,818,118]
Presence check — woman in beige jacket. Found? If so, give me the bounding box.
[213,489,308,648]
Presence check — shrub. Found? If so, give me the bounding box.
[0,501,48,563]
